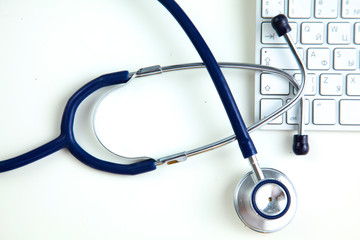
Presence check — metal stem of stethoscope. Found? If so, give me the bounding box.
[283,34,307,135]
[248,155,264,181]
[284,32,309,155]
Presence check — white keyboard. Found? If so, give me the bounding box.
[255,0,360,131]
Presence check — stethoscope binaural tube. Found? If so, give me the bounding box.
[0,61,301,174]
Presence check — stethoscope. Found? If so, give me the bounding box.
[0,0,308,233]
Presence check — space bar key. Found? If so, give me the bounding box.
[340,100,360,125]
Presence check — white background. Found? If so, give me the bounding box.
[0,0,360,239]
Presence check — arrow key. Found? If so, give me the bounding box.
[261,73,290,95]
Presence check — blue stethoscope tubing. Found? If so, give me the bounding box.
[158,0,257,159]
[0,71,156,174]
[0,0,257,174]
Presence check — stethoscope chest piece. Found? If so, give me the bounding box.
[234,168,297,233]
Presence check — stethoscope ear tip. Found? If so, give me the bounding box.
[271,14,291,37]
[292,135,309,155]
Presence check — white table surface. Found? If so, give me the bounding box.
[1,0,360,239]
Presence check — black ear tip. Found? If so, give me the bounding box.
[292,135,309,155]
[271,14,291,37]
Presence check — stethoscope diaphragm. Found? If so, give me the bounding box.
[234,168,297,233]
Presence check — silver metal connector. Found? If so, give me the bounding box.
[136,65,163,77]
[155,152,188,166]
[248,155,264,182]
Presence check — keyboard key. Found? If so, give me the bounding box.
[294,73,317,95]
[328,22,351,44]
[313,99,336,125]
[261,48,304,69]
[260,99,283,124]
[307,48,330,70]
[286,99,310,125]
[346,74,360,95]
[315,0,338,18]
[342,0,360,18]
[340,100,360,124]
[255,0,360,131]
[355,23,360,44]
[261,22,298,44]
[261,73,290,95]
[334,48,357,70]
[262,0,285,18]
[301,22,324,44]
[320,74,343,96]
[289,0,312,18]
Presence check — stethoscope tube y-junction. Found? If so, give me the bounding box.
[0,71,156,175]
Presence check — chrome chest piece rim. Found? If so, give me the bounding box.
[234,168,297,233]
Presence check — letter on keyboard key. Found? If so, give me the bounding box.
[334,48,357,70]
[313,99,336,125]
[347,74,360,95]
[342,0,360,18]
[320,74,343,96]
[260,99,283,124]
[262,48,304,69]
[328,23,351,44]
[262,0,285,18]
[315,0,338,18]
[340,100,360,125]
[289,0,311,18]
[307,48,330,70]
[301,23,324,44]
